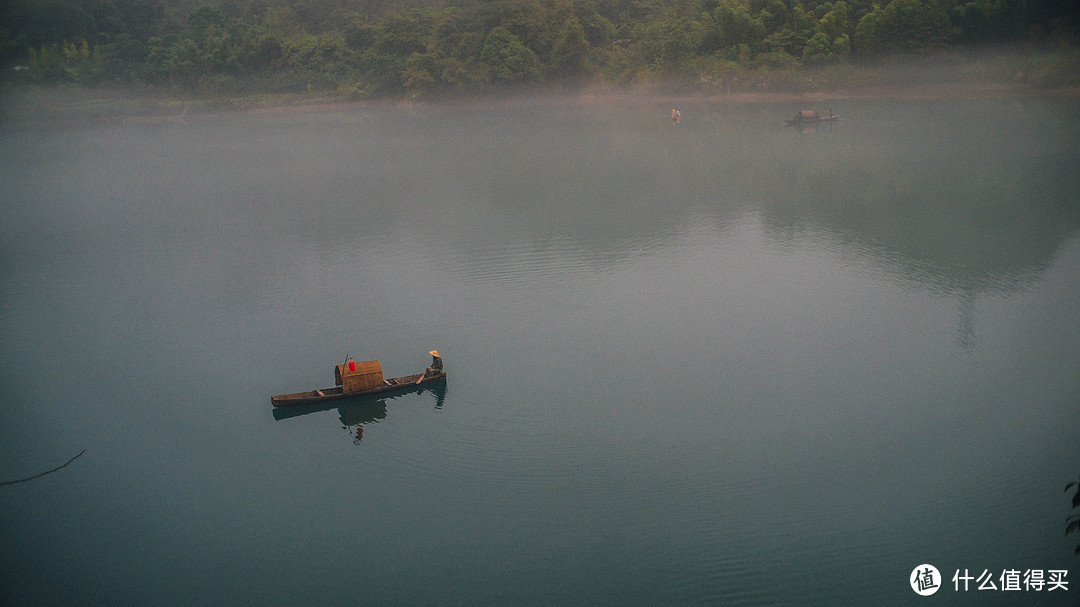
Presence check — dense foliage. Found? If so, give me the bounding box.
[2,0,1078,96]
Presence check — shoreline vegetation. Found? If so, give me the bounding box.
[2,52,1078,128]
[2,0,1078,124]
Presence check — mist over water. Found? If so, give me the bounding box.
[1,94,1079,606]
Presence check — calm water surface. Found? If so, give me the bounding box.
[2,96,1079,605]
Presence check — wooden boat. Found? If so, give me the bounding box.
[271,350,446,407]
[785,109,839,126]
[272,381,446,421]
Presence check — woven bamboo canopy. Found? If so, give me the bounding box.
[335,360,384,392]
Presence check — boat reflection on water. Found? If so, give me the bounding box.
[272,383,447,443]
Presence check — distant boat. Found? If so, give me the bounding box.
[785,109,839,127]
[271,350,446,407]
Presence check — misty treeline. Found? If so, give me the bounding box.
[2,0,1078,97]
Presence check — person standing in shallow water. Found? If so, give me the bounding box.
[671,104,681,126]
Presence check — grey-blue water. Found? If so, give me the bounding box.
[2,95,1079,606]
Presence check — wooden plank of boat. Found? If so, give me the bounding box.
[272,382,445,421]
[271,370,446,407]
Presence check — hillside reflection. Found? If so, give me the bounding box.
[758,127,1080,294]
[465,97,1079,295]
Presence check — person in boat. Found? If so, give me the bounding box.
[423,350,443,378]
[416,350,444,384]
[671,104,681,125]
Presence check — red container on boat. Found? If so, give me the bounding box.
[348,360,356,372]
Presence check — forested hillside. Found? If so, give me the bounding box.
[2,0,1078,97]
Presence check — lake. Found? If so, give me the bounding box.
[2,93,1079,606]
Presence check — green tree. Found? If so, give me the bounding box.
[1,0,1075,96]
[574,0,615,47]
[281,32,355,91]
[344,19,377,51]
[481,26,539,83]
[371,10,430,58]
[638,17,703,72]
[362,9,432,92]
[832,32,851,56]
[759,0,788,32]
[402,51,437,93]
[714,0,767,49]
[430,7,464,57]
[292,0,349,32]
[853,0,951,55]
[95,33,148,82]
[817,1,851,40]
[951,1,994,43]
[550,15,590,78]
[802,30,833,63]
[989,0,1027,39]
